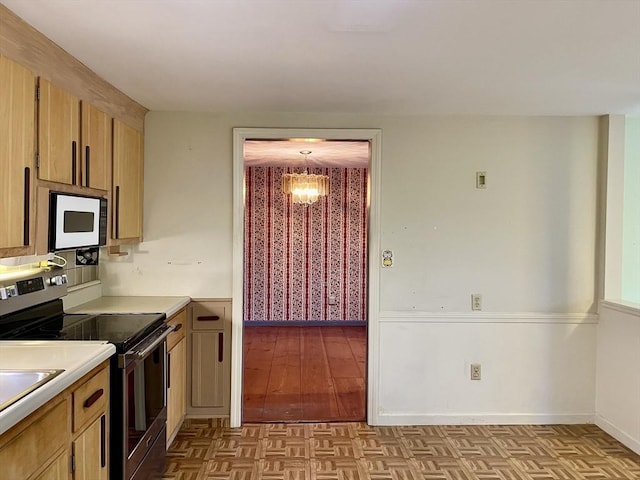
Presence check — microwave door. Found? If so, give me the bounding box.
[51,194,101,250]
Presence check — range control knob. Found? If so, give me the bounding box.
[0,287,7,300]
[49,275,68,286]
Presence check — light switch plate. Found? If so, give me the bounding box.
[382,250,393,267]
[476,171,487,189]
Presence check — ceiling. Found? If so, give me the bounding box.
[2,0,639,116]
[244,139,369,168]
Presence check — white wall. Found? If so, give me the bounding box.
[377,117,598,313]
[378,317,596,424]
[101,112,600,423]
[102,113,235,297]
[596,303,640,454]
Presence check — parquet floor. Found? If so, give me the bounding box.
[243,326,366,422]
[163,419,640,480]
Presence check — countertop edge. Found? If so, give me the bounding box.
[67,296,191,317]
[165,298,191,318]
[0,343,116,436]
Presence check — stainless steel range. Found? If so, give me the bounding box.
[0,269,172,480]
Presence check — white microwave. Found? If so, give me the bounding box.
[49,192,108,251]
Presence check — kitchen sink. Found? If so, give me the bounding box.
[0,369,65,412]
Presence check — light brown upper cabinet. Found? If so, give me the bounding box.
[38,80,112,191]
[112,119,143,242]
[80,102,112,190]
[38,78,80,185]
[0,55,36,257]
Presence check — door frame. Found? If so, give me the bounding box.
[231,127,382,427]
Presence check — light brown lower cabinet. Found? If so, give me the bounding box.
[188,300,231,417]
[0,361,110,480]
[73,414,108,480]
[33,451,68,480]
[166,308,187,447]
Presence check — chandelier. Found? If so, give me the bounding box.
[281,150,329,204]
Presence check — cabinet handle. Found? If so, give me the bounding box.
[218,332,223,362]
[85,145,90,187]
[167,351,171,389]
[100,414,106,468]
[173,323,183,332]
[83,388,104,408]
[115,185,120,238]
[71,140,77,185]
[23,167,30,245]
[197,315,220,322]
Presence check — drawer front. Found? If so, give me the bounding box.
[167,307,186,351]
[191,302,229,331]
[73,366,109,433]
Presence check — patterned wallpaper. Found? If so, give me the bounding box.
[244,167,368,322]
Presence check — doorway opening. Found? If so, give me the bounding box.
[242,139,369,422]
[231,128,382,428]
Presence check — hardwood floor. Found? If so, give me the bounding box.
[242,326,366,422]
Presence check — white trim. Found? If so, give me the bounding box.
[367,130,382,425]
[600,300,640,317]
[376,413,595,426]
[231,127,383,428]
[231,129,246,429]
[379,311,598,324]
[595,414,640,455]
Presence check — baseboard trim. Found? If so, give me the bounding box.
[595,414,640,455]
[373,413,595,426]
[244,320,367,327]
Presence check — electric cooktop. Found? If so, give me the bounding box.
[0,299,165,353]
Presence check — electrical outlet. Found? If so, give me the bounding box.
[471,363,481,380]
[471,294,482,311]
[328,295,337,305]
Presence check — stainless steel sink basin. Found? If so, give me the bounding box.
[0,369,65,412]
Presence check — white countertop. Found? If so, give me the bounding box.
[66,296,191,318]
[0,341,116,435]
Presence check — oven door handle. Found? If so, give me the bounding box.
[118,323,175,368]
[134,324,175,359]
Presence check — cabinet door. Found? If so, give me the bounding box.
[73,414,108,480]
[0,399,69,480]
[81,102,111,190]
[0,55,35,254]
[31,451,68,480]
[38,78,80,185]
[167,337,186,445]
[112,119,143,241]
[191,331,227,408]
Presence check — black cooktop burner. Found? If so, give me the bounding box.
[0,298,166,353]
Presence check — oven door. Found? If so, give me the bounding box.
[119,324,173,479]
